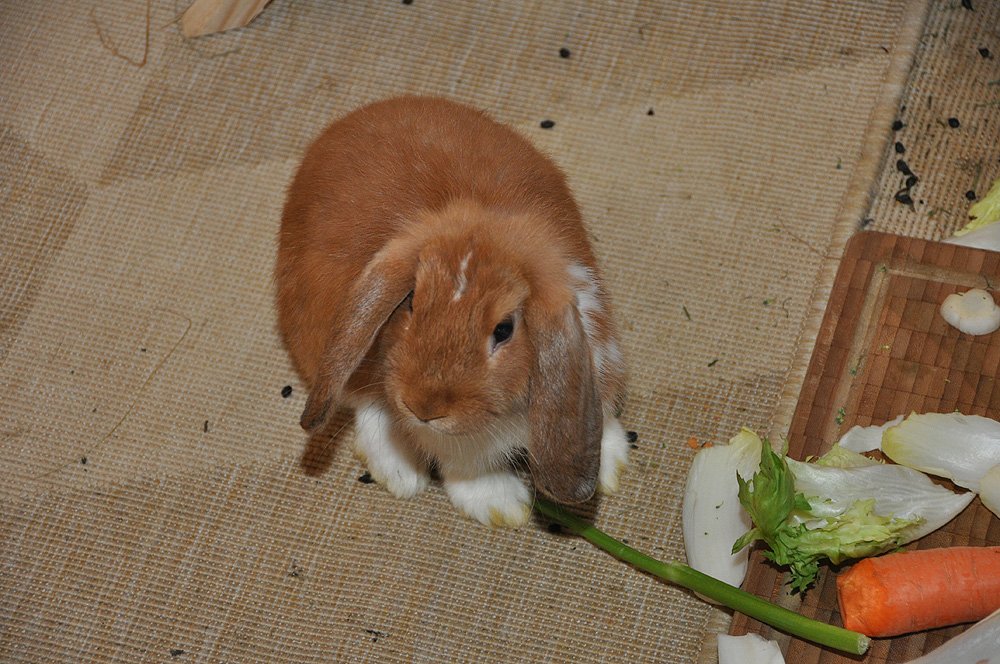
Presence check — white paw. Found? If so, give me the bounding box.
[598,416,630,495]
[353,401,430,499]
[443,471,532,528]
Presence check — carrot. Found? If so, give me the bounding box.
[687,436,699,449]
[836,546,1000,637]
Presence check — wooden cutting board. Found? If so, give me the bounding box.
[729,231,1000,663]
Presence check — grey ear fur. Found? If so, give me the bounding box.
[527,305,603,504]
[300,255,414,432]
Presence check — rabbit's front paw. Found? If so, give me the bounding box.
[354,401,430,499]
[598,416,630,495]
[444,471,532,528]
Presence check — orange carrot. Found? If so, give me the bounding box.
[687,436,699,449]
[836,546,1000,637]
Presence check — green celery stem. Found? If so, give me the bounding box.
[534,498,870,656]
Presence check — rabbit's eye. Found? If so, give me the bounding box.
[491,318,514,350]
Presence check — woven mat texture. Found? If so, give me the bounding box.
[866,0,1000,240]
[0,1,937,662]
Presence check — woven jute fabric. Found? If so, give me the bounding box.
[1,1,935,662]
[866,0,1000,241]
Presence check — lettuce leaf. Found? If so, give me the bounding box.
[733,441,971,593]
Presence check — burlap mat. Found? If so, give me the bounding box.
[0,1,948,662]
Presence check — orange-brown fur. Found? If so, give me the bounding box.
[275,96,626,505]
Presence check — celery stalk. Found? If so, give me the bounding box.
[534,498,870,656]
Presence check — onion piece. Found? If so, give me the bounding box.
[717,633,785,664]
[903,608,1000,664]
[939,288,1000,336]
[837,415,904,453]
[882,412,1000,492]
[979,464,1000,520]
[682,428,762,590]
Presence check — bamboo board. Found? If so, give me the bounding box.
[730,230,1000,663]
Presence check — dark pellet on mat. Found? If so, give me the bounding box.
[948,117,961,128]
[559,47,571,58]
[906,175,919,188]
[892,119,904,131]
[170,650,185,658]
[626,430,639,443]
[402,0,413,4]
[547,522,563,534]
[896,159,911,175]
[281,385,293,398]
[629,443,639,450]
[895,191,914,205]
[967,190,978,201]
[647,108,655,116]
[894,141,905,154]
[358,471,375,484]
[81,457,87,465]
[540,120,555,129]
[981,47,992,58]
[203,420,209,433]
[961,0,973,9]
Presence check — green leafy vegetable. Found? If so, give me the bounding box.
[732,440,971,593]
[954,177,1000,236]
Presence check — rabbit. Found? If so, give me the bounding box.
[275,96,629,527]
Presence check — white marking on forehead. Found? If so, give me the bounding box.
[452,250,473,302]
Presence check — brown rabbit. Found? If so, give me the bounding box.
[275,96,628,527]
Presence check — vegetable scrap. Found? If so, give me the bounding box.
[717,633,784,664]
[882,411,1000,494]
[835,406,846,424]
[904,607,1000,664]
[837,546,1000,637]
[939,288,1000,335]
[682,305,692,320]
[535,498,870,655]
[683,429,761,589]
[946,176,1000,249]
[733,437,972,592]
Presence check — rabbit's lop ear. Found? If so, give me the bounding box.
[300,243,415,433]
[527,301,603,504]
